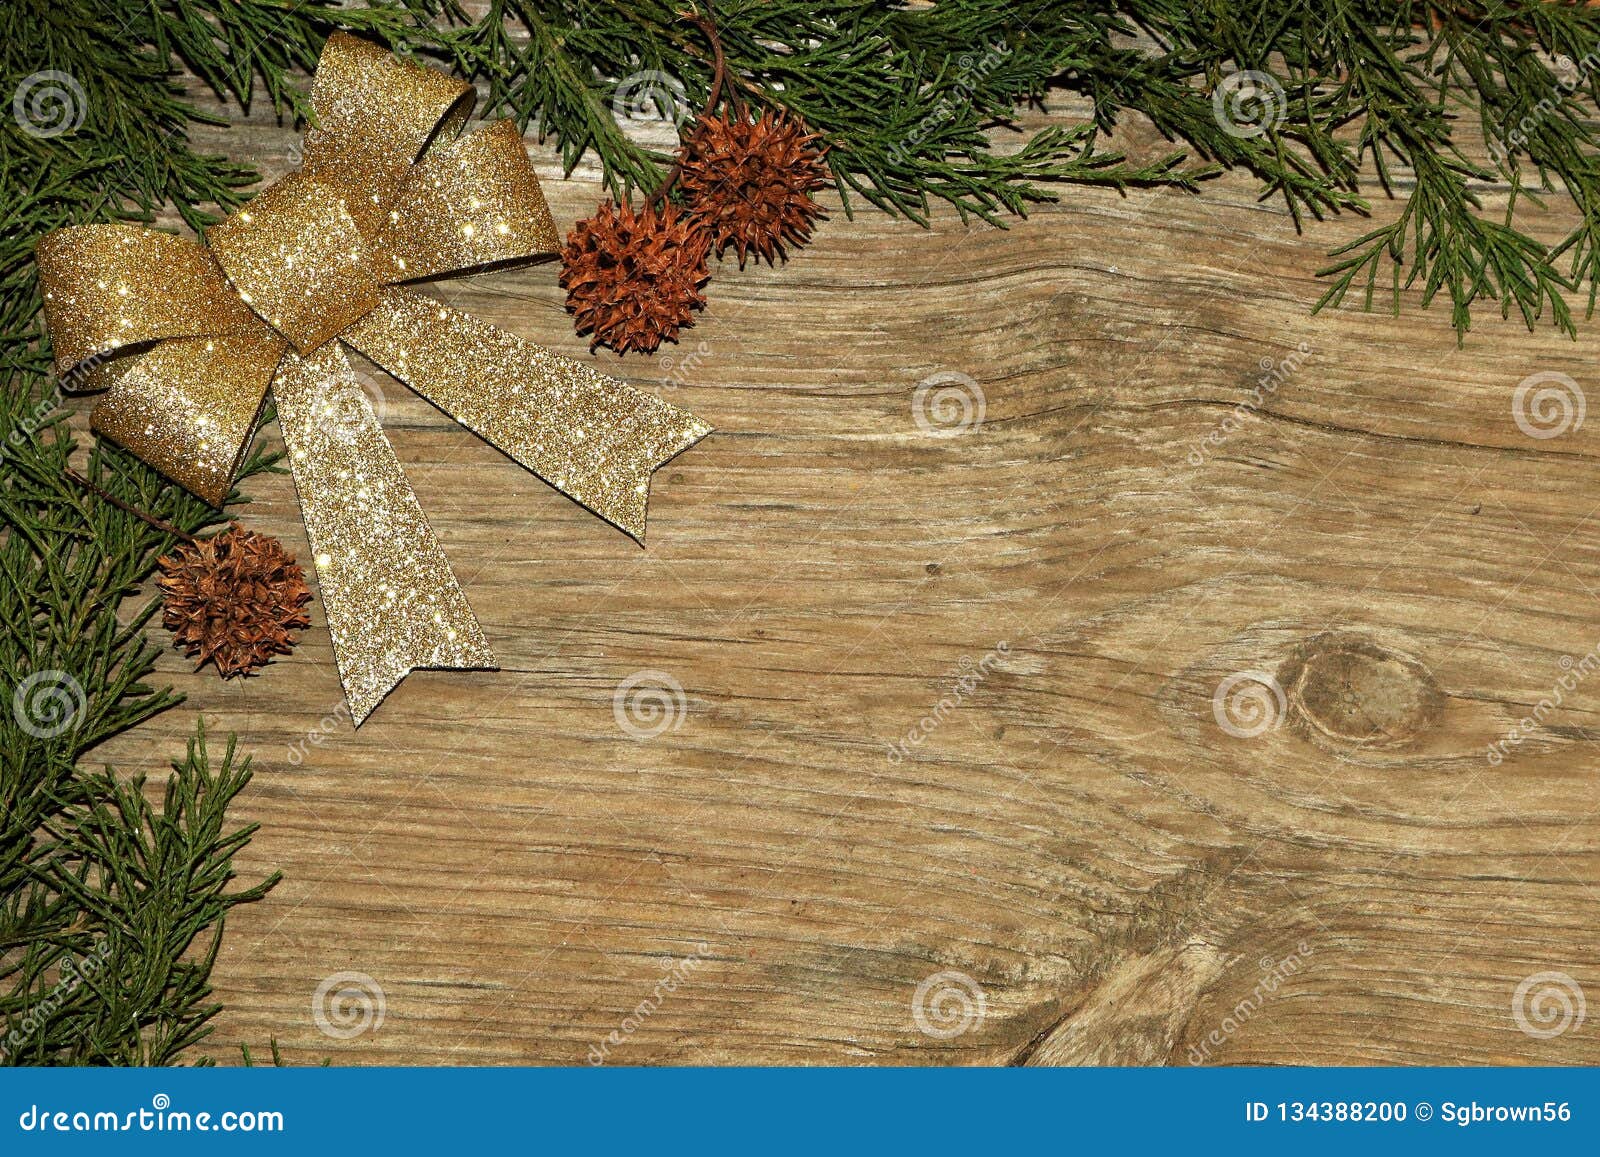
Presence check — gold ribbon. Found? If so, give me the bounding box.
[35,34,710,724]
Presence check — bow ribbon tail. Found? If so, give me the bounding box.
[344,289,711,541]
[271,343,496,724]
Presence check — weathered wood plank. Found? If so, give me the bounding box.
[85,84,1600,1066]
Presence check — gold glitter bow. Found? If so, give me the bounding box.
[35,34,710,724]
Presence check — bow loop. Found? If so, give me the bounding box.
[301,32,476,239]
[372,119,561,282]
[207,172,384,354]
[90,330,286,506]
[37,225,258,389]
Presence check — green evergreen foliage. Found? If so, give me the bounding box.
[0,420,283,1064]
[431,0,1600,338]
[0,387,282,1062]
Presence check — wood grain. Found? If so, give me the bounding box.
[84,82,1600,1066]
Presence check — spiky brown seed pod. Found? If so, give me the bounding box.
[678,110,828,268]
[558,199,710,355]
[157,524,311,678]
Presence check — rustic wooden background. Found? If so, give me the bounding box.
[86,75,1600,1066]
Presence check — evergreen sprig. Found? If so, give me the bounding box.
[0,400,284,1063]
[438,0,1213,222]
[6,725,281,1065]
[431,0,1600,339]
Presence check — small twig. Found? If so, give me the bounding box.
[649,8,732,207]
[64,466,199,544]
